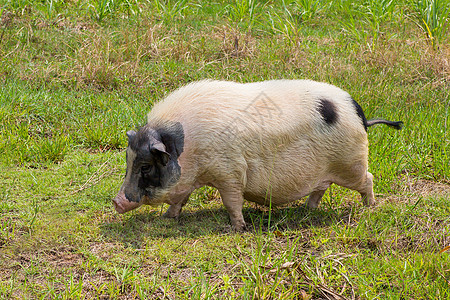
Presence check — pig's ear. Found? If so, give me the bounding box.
[150,142,170,166]
[157,122,184,158]
[126,130,136,142]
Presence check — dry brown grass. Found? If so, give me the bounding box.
[4,11,450,95]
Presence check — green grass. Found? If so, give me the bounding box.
[1,0,450,298]
[415,0,450,48]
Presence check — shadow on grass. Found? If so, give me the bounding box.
[244,204,356,232]
[99,202,357,247]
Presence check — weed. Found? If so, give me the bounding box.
[366,0,396,21]
[3,0,30,13]
[152,0,189,23]
[225,0,263,31]
[0,216,15,247]
[61,273,84,298]
[293,0,327,21]
[29,135,72,163]
[187,269,220,298]
[113,264,136,292]
[95,0,112,21]
[339,0,396,51]
[268,1,303,43]
[415,0,450,47]
[36,0,63,20]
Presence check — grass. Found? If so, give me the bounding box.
[0,0,449,298]
[415,0,450,48]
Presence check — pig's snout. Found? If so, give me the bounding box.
[112,191,142,214]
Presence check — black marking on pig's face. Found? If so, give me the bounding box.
[351,98,368,131]
[121,122,184,204]
[318,98,338,125]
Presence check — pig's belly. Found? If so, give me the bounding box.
[243,180,329,206]
[243,191,307,206]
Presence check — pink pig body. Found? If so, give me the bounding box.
[113,80,402,231]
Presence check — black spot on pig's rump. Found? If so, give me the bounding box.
[318,98,338,125]
[351,98,368,131]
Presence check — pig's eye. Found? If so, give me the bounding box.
[141,165,153,174]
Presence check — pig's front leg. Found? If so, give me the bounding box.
[218,186,246,232]
[163,192,191,219]
[306,189,327,209]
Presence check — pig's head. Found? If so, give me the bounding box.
[113,122,184,214]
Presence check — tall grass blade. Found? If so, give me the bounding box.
[416,0,450,47]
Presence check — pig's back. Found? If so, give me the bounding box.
[148,79,364,140]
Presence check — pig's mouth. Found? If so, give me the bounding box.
[112,191,142,214]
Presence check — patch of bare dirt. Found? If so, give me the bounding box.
[380,177,450,206]
[400,177,450,197]
[44,247,83,268]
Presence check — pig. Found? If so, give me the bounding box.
[112,80,403,231]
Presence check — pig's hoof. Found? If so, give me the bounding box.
[232,221,247,233]
[163,211,179,219]
[163,203,184,218]
[305,202,319,209]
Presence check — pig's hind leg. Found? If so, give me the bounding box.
[358,171,375,206]
[333,167,375,207]
[340,170,375,206]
